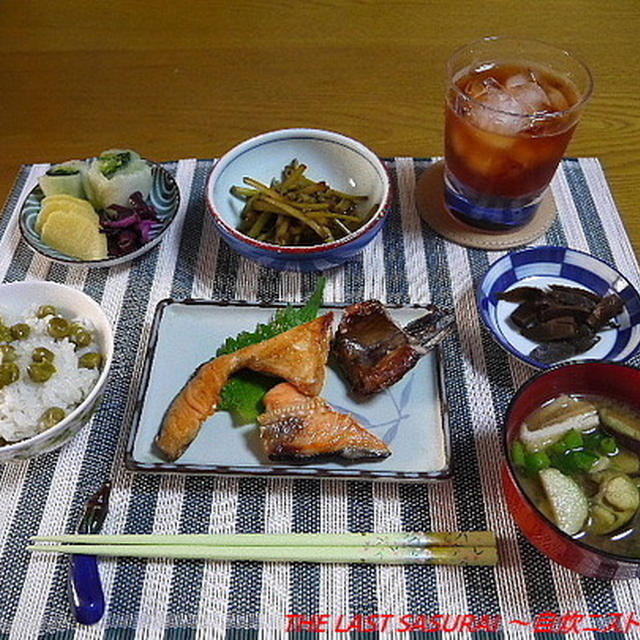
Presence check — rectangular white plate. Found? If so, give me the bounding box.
[125,300,451,481]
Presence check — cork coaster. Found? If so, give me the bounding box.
[415,161,557,250]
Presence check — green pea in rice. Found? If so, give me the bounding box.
[0,310,99,444]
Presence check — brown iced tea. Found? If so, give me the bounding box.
[443,38,592,230]
[446,63,580,198]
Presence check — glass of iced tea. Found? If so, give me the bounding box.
[444,36,593,230]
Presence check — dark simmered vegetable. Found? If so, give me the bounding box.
[497,284,624,364]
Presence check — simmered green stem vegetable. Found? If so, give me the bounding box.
[231,160,372,246]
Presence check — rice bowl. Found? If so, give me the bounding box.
[0,281,112,463]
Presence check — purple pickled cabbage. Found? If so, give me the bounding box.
[100,192,160,257]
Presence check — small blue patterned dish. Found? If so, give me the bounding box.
[478,246,640,368]
[19,161,180,268]
[206,128,391,272]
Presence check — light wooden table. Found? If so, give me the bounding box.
[1,1,639,253]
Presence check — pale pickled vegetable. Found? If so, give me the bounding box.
[538,467,589,535]
[85,149,152,210]
[41,210,108,260]
[38,160,87,199]
[36,194,98,234]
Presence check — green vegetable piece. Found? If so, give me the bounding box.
[32,347,54,363]
[0,325,13,342]
[98,151,131,178]
[548,450,573,475]
[28,360,56,383]
[79,352,102,369]
[525,450,551,474]
[10,323,30,340]
[216,278,326,357]
[548,439,570,456]
[0,362,19,387]
[69,324,92,348]
[561,429,583,450]
[40,407,66,429]
[511,440,526,469]
[217,277,326,421]
[599,436,618,455]
[36,305,57,319]
[581,432,600,448]
[0,344,16,362]
[567,449,598,472]
[46,166,79,176]
[48,316,70,339]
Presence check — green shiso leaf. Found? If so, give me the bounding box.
[217,277,326,422]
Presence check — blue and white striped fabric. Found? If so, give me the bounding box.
[1,158,640,639]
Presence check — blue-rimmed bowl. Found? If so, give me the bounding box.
[206,128,391,272]
[478,246,640,368]
[19,161,180,268]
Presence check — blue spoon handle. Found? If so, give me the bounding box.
[68,553,105,625]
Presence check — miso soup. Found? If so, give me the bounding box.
[511,393,640,558]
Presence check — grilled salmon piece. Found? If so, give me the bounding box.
[156,313,333,461]
[258,382,391,462]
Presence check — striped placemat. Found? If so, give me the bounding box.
[1,158,640,639]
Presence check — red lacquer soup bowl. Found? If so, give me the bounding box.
[502,361,640,579]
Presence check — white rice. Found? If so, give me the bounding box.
[0,308,99,443]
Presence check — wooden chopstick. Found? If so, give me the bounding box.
[30,531,495,548]
[28,531,498,566]
[28,543,497,566]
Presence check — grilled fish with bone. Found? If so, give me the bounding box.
[332,300,454,396]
